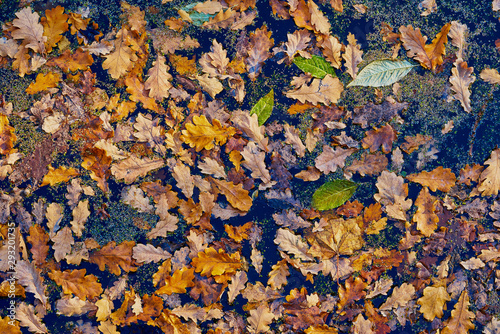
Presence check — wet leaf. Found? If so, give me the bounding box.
[312,179,358,211]
[293,55,336,79]
[250,89,274,125]
[347,59,416,87]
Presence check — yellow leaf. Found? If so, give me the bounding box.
[102,28,136,79]
[41,165,79,186]
[212,178,253,212]
[181,115,236,151]
[25,72,61,94]
[156,267,195,295]
[478,148,500,196]
[145,54,173,100]
[442,290,475,334]
[0,114,16,155]
[417,284,451,321]
[41,5,68,53]
[191,247,241,277]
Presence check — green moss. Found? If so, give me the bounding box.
[9,116,46,155]
[0,69,34,114]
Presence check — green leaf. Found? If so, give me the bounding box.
[250,89,274,125]
[293,55,336,79]
[312,179,357,211]
[347,59,416,87]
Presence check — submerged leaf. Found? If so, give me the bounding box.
[293,55,336,79]
[250,89,274,125]
[347,59,416,87]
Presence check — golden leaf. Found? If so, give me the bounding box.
[191,247,242,277]
[181,115,236,151]
[156,267,195,295]
[25,72,61,94]
[417,284,451,321]
[48,269,103,300]
[400,23,451,71]
[102,28,137,79]
[247,304,275,333]
[442,290,475,334]
[125,76,159,111]
[40,165,79,186]
[41,5,68,53]
[0,114,17,155]
[212,178,253,212]
[145,54,173,100]
[89,240,138,276]
[406,166,456,192]
[308,0,331,35]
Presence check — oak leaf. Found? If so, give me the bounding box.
[275,228,315,261]
[52,227,74,262]
[102,28,137,79]
[267,259,290,289]
[46,48,93,73]
[89,241,138,275]
[308,0,331,34]
[478,148,500,196]
[111,154,164,184]
[132,244,171,264]
[15,261,48,308]
[246,25,274,80]
[55,296,96,317]
[448,21,467,60]
[417,284,451,321]
[449,58,475,112]
[16,303,48,334]
[12,7,47,53]
[407,166,456,192]
[314,145,356,174]
[227,270,247,303]
[379,283,415,311]
[41,6,68,53]
[241,141,273,187]
[25,72,61,94]
[71,199,90,237]
[191,247,242,277]
[343,33,363,79]
[442,290,475,334]
[480,68,500,84]
[125,76,159,111]
[156,267,195,295]
[48,269,103,300]
[40,165,78,187]
[27,224,49,266]
[399,23,451,71]
[145,54,173,100]
[374,171,412,221]
[286,74,343,105]
[0,115,16,155]
[212,178,253,211]
[181,115,236,151]
[338,276,368,310]
[361,124,397,154]
[247,304,275,334]
[346,151,388,176]
[0,316,22,334]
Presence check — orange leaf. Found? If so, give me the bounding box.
[89,241,138,275]
[181,115,236,152]
[25,72,61,94]
[361,124,397,154]
[406,166,456,192]
[46,48,93,72]
[41,165,79,186]
[48,269,103,300]
[0,114,16,155]
[412,187,439,237]
[27,224,49,266]
[156,267,195,295]
[41,5,68,53]
[212,178,253,211]
[125,76,159,111]
[224,221,253,242]
[191,247,242,277]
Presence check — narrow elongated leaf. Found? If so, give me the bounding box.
[250,89,274,125]
[293,55,336,78]
[312,179,357,210]
[347,59,416,87]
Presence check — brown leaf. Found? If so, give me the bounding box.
[27,225,49,266]
[361,124,397,154]
[478,148,500,196]
[413,187,439,237]
[314,145,356,174]
[343,33,363,79]
[212,178,253,211]
[48,269,103,300]
[346,151,388,177]
[353,99,408,128]
[406,166,456,192]
[89,241,138,275]
[449,58,475,112]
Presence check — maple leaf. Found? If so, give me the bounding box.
[89,241,138,275]
[181,115,236,151]
[25,72,61,94]
[191,247,242,277]
[306,216,364,258]
[449,58,475,112]
[399,23,451,71]
[417,284,451,321]
[41,6,68,53]
[156,267,195,295]
[477,148,500,196]
[48,269,103,300]
[12,7,47,54]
